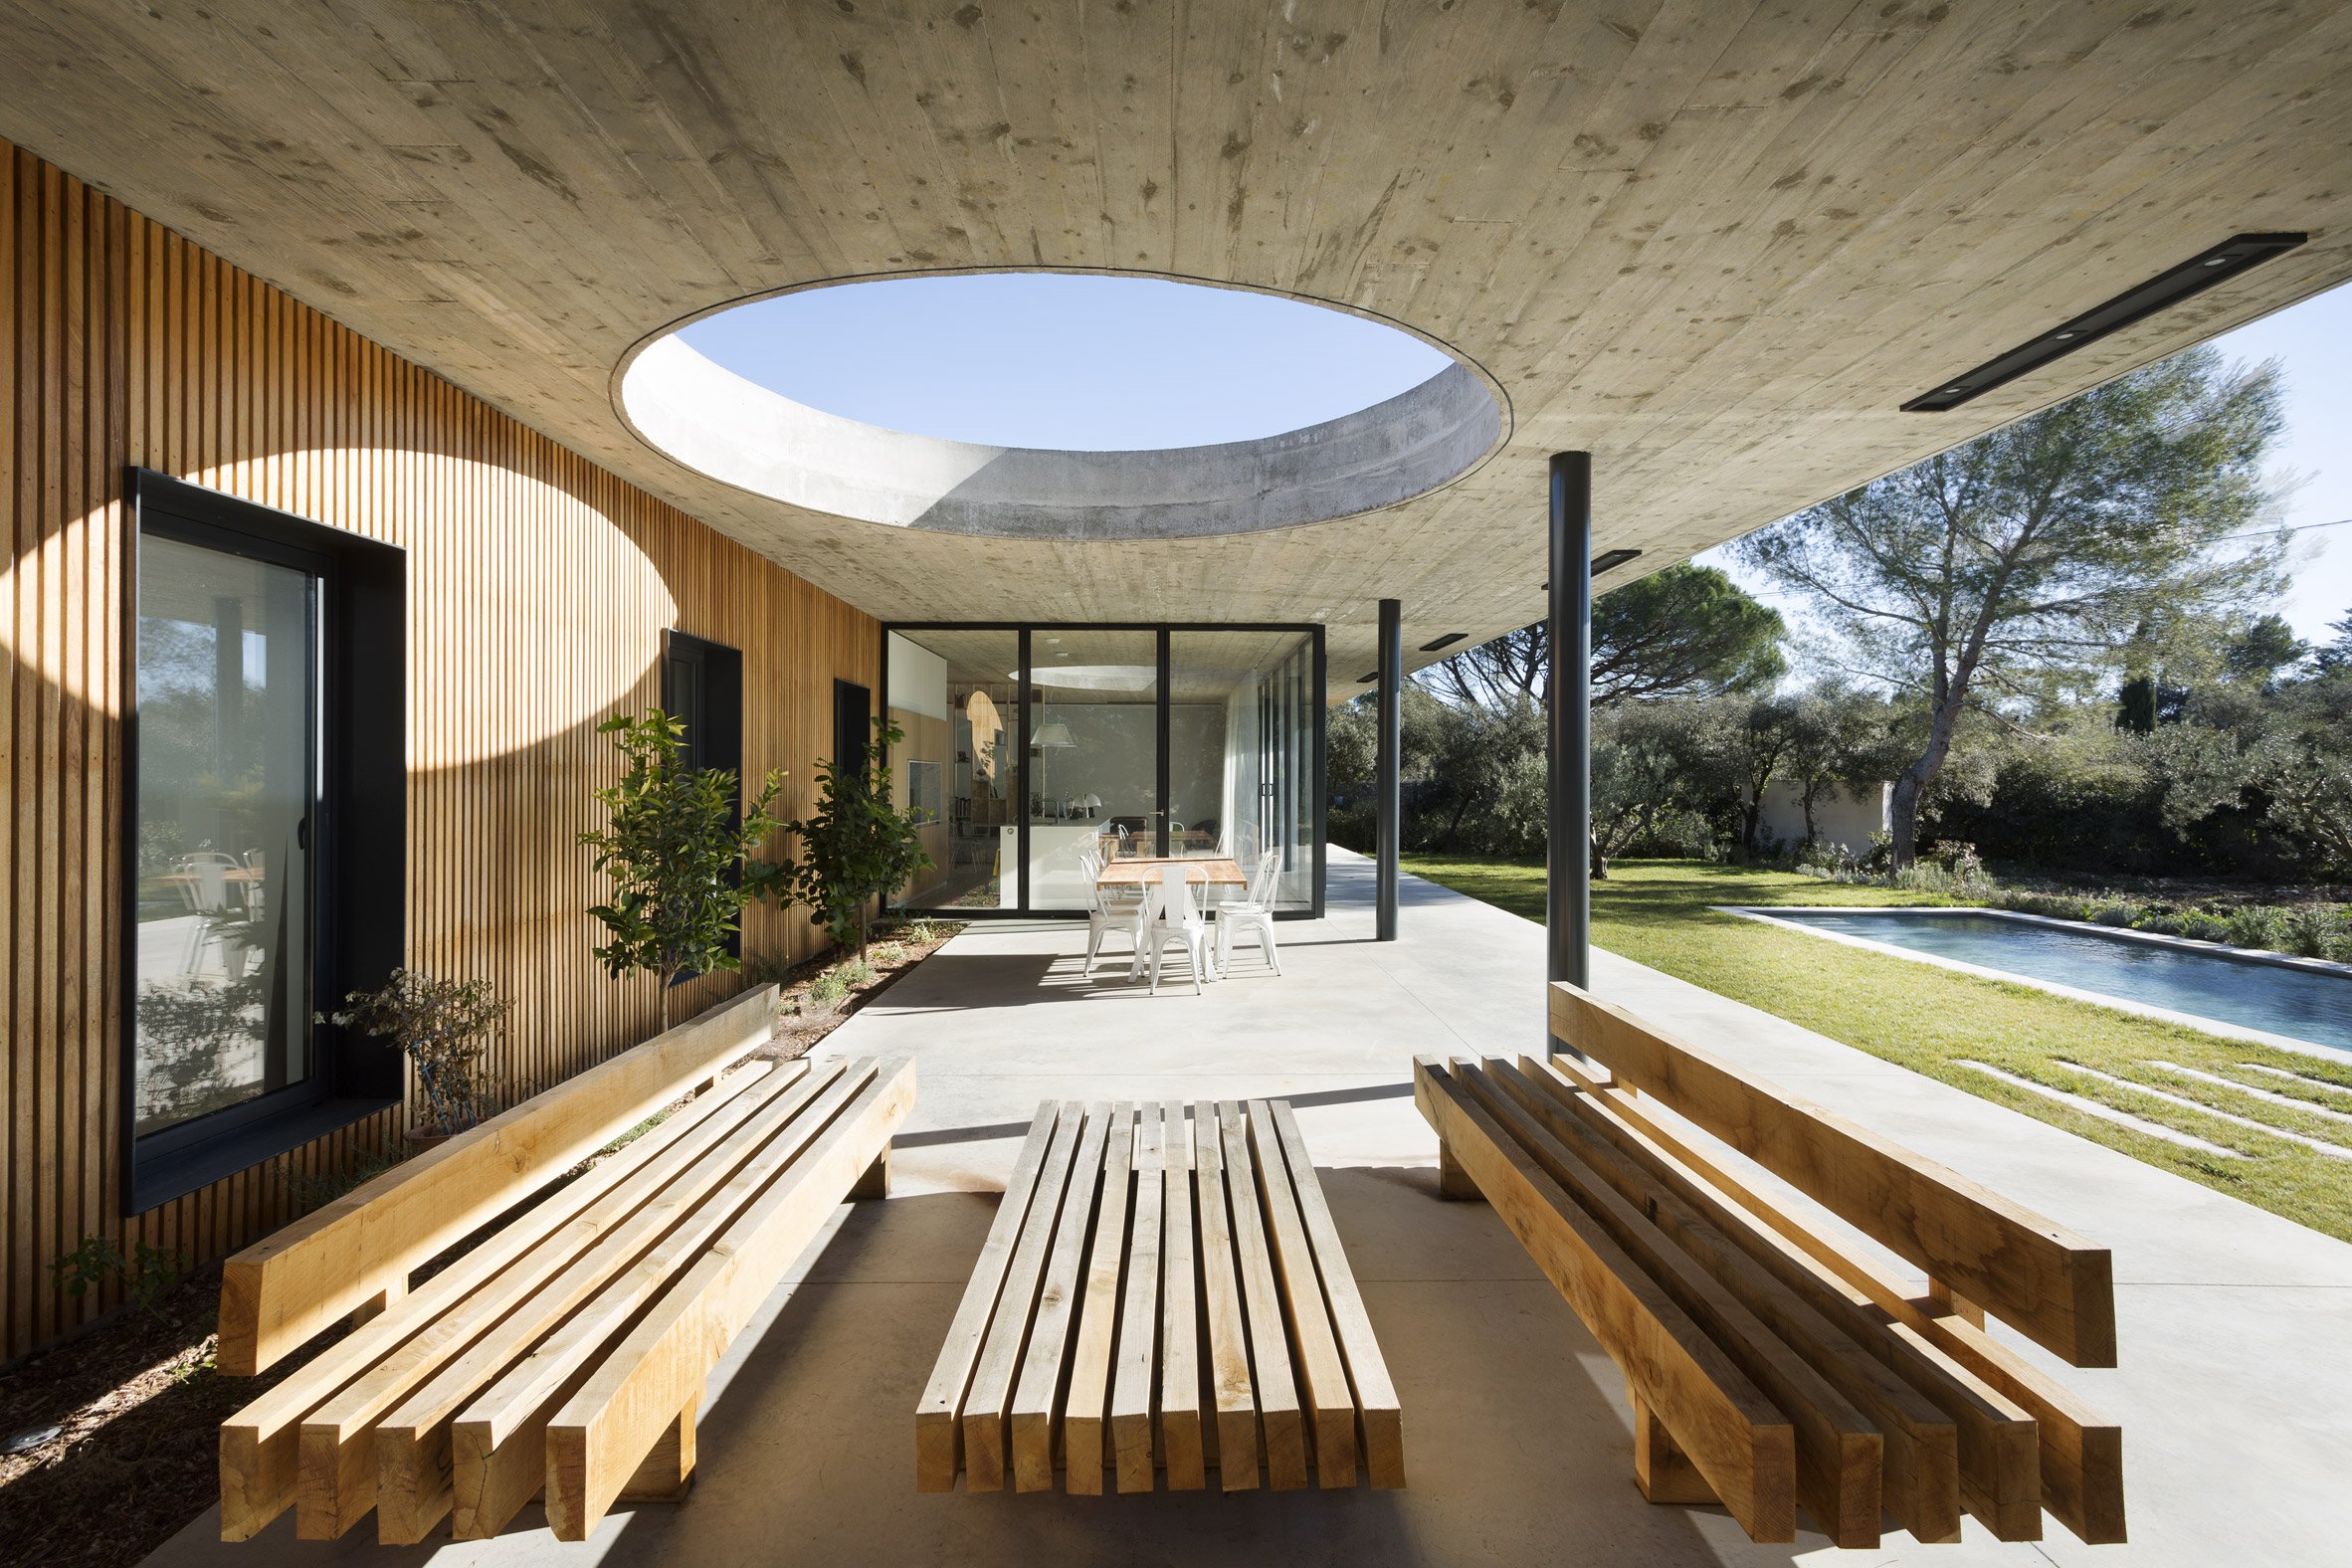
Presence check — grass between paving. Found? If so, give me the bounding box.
[1403,855,2352,1244]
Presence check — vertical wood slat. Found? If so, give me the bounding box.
[0,133,879,1364]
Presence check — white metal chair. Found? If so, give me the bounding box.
[1139,865,1210,996]
[1215,848,1284,977]
[1080,843,1149,971]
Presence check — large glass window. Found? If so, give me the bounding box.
[133,535,316,1137]
[1169,631,1319,911]
[1028,630,1159,911]
[126,471,406,1213]
[886,624,1322,917]
[888,630,1018,910]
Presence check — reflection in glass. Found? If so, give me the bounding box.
[887,630,1017,910]
[1027,631,1159,910]
[133,535,314,1137]
[1169,631,1317,911]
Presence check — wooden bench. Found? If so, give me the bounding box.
[917,1098,1404,1494]
[214,984,915,1544]
[1416,981,2123,1550]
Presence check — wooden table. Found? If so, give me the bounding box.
[916,1099,1404,1495]
[1093,856,1245,889]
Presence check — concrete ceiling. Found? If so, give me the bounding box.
[4,0,2349,690]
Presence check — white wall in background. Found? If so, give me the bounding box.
[1756,780,1889,857]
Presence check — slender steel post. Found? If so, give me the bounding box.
[1375,597,1402,941]
[1548,454,1592,996]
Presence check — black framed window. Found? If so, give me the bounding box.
[664,631,746,962]
[882,623,1325,919]
[833,678,873,780]
[124,470,405,1213]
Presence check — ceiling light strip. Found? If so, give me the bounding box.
[1901,232,2307,413]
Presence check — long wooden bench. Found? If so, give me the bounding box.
[214,985,915,1544]
[1416,981,2123,1550]
[917,1098,1404,1494]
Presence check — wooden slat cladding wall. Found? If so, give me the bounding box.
[0,138,879,1362]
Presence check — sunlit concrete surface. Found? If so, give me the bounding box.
[146,851,2352,1566]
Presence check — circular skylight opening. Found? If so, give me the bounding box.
[617,271,1506,541]
[677,274,1452,451]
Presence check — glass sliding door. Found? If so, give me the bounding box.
[1169,630,1319,911]
[132,534,316,1137]
[886,629,1018,910]
[1027,629,1159,910]
[884,622,1322,917]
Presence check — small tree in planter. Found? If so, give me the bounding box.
[327,970,511,1141]
[774,719,933,961]
[579,708,786,1031]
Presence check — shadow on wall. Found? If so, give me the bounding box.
[0,141,874,1354]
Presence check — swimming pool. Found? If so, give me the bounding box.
[1739,907,2352,1056]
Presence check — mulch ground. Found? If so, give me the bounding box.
[0,923,960,1568]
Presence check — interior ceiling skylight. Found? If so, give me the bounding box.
[676,273,1452,452]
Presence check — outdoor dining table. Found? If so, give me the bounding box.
[1091,855,1246,891]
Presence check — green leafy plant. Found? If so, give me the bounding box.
[580,708,786,1030]
[51,1235,186,1321]
[769,719,933,960]
[328,970,512,1135]
[804,956,878,1016]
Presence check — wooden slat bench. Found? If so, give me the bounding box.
[917,1098,1403,1494]
[1416,980,2123,1550]
[214,984,915,1544]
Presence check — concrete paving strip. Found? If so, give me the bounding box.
[2057,1062,2352,1159]
[2149,1061,2352,1125]
[1953,1059,2246,1158]
[2239,1060,2352,1102]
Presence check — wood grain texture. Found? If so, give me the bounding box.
[1534,1052,2116,1546]
[0,136,878,1363]
[1550,982,2117,1368]
[915,1098,1402,1497]
[542,1057,915,1541]
[1415,1056,1797,1542]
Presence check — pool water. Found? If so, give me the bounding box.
[1760,909,2352,1056]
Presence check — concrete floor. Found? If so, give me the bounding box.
[150,851,2352,1566]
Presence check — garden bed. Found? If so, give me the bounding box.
[0,918,959,1568]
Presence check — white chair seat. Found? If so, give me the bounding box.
[1215,850,1284,978]
[1136,865,1210,995]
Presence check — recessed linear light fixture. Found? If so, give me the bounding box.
[1901,232,2307,413]
[1543,549,1645,592]
[1419,632,1469,653]
[1357,671,1380,684]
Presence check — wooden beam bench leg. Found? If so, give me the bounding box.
[1628,1385,1717,1507]
[1437,1138,1483,1202]
[349,1274,407,1329]
[852,1143,890,1201]
[1923,1277,1987,1329]
[617,1393,698,1505]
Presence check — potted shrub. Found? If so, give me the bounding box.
[326,970,511,1147]
[578,708,786,1031]
[772,718,934,960]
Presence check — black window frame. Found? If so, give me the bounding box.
[880,622,1326,920]
[663,629,746,965]
[121,469,406,1214]
[833,678,873,783]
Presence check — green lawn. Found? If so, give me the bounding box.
[1403,855,2352,1243]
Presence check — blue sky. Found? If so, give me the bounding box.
[679,273,1451,450]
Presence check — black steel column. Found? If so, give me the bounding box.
[1548,453,1593,995]
[1376,597,1402,940]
